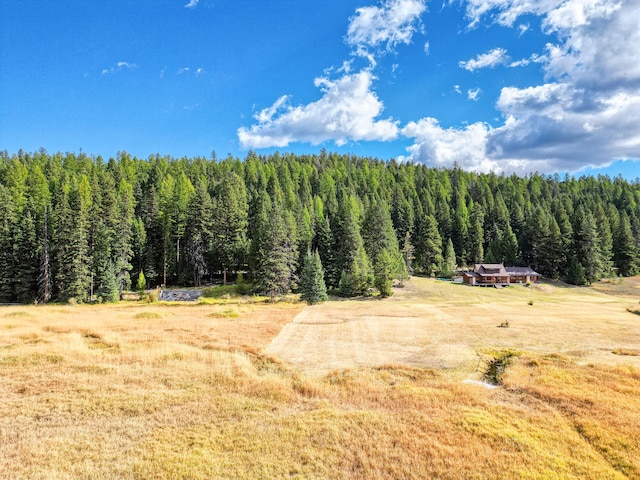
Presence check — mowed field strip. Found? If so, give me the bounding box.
[264,277,640,375]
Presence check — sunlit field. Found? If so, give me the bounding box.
[1,279,639,479]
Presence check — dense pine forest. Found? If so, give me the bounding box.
[0,149,639,304]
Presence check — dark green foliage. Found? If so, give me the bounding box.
[1,150,639,304]
[332,193,373,295]
[573,206,605,284]
[95,260,119,303]
[441,238,457,278]
[212,172,248,283]
[567,257,588,286]
[250,193,298,300]
[299,250,328,305]
[362,198,407,293]
[614,211,639,276]
[413,214,443,276]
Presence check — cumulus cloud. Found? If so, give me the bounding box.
[400,0,640,173]
[238,70,399,149]
[459,48,509,71]
[184,0,199,8]
[101,61,137,75]
[238,0,426,150]
[346,0,427,56]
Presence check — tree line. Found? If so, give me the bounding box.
[0,148,638,304]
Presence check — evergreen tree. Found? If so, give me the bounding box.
[452,191,469,266]
[55,178,92,302]
[37,206,52,304]
[614,211,639,276]
[186,180,213,286]
[13,212,38,303]
[441,238,457,278]
[332,193,372,294]
[212,172,248,284]
[469,203,484,265]
[362,198,407,291]
[567,257,587,286]
[402,232,415,276]
[250,192,298,300]
[136,271,147,293]
[413,214,443,276]
[573,206,604,284]
[114,179,135,297]
[95,259,119,303]
[299,250,328,305]
[0,186,16,302]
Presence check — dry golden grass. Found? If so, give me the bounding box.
[0,283,639,479]
[266,277,640,375]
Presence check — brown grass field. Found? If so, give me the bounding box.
[1,278,639,479]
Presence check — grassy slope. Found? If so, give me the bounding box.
[0,282,639,479]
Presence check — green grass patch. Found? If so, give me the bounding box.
[4,311,32,318]
[627,305,640,315]
[133,312,162,319]
[0,353,64,367]
[480,348,522,385]
[612,348,640,357]
[201,285,241,299]
[208,309,240,319]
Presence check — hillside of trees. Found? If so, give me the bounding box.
[0,149,639,304]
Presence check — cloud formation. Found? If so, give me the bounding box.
[184,0,199,9]
[238,71,399,149]
[238,0,422,149]
[101,61,137,75]
[346,0,427,55]
[237,0,640,174]
[403,0,640,173]
[459,48,509,72]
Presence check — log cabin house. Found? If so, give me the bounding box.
[462,264,541,287]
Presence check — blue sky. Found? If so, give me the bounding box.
[1,0,639,178]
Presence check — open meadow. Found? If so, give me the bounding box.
[1,279,639,479]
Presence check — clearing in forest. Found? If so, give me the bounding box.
[264,277,640,375]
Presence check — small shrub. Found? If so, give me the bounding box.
[136,271,147,293]
[235,272,250,295]
[145,290,159,303]
[67,297,78,306]
[528,300,534,306]
[202,285,239,299]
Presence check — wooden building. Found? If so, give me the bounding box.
[462,264,540,287]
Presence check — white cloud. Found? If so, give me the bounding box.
[424,41,430,55]
[400,118,505,172]
[467,88,481,100]
[459,47,509,71]
[404,0,636,173]
[176,67,204,77]
[184,0,199,8]
[101,61,137,75]
[346,0,427,56]
[238,70,399,149]
[509,53,544,68]
[454,84,462,94]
